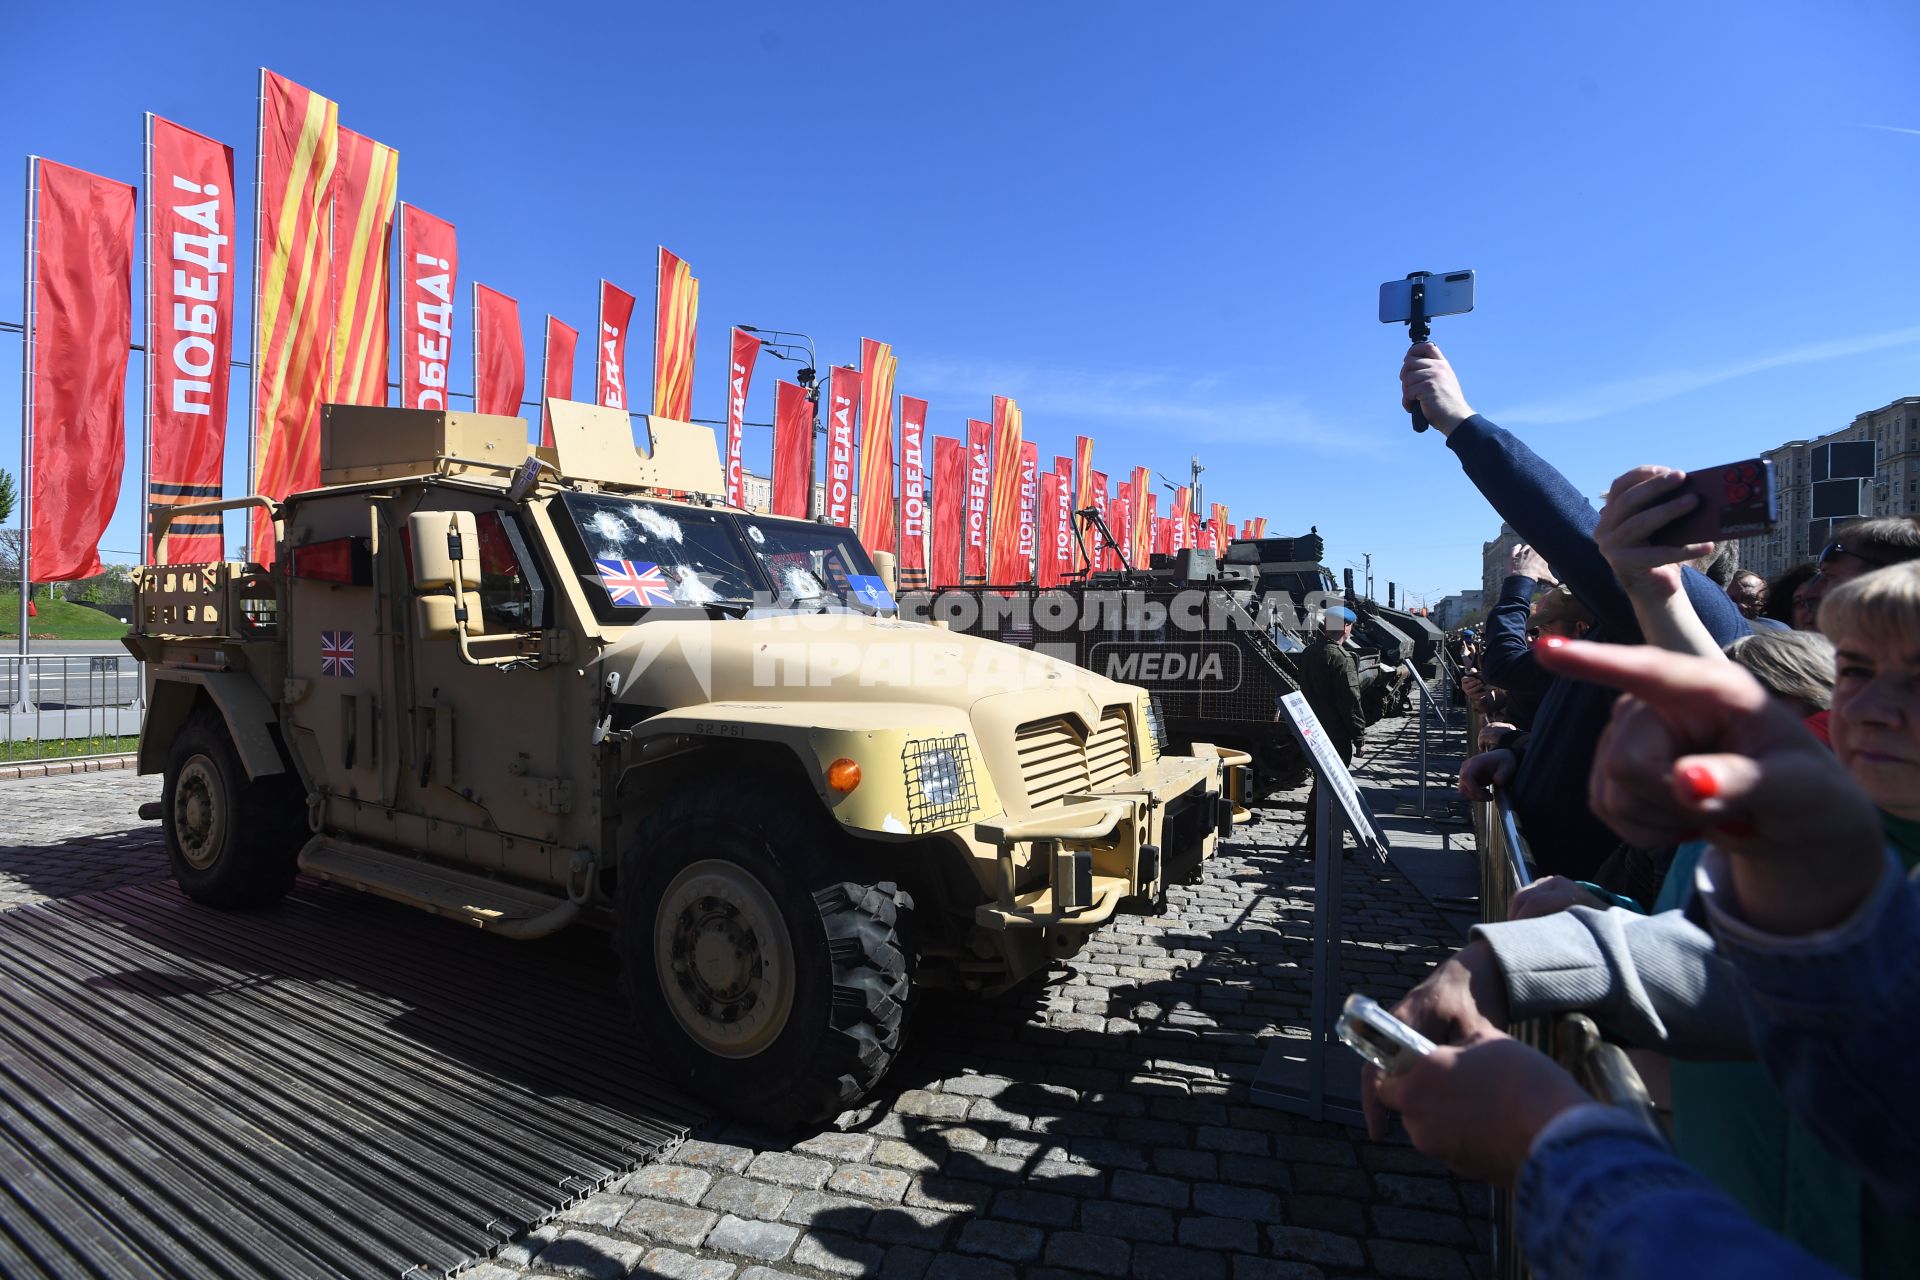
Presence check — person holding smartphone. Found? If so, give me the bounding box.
[1367,571,1920,1275]
[1401,343,1752,880]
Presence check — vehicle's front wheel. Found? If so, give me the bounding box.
[162,710,307,907]
[620,777,914,1129]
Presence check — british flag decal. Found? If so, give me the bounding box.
[320,630,356,677]
[595,559,677,607]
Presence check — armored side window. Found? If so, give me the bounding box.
[474,511,548,631]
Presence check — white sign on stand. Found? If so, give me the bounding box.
[1278,691,1389,860]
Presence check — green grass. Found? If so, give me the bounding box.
[0,593,130,640]
[1,733,139,762]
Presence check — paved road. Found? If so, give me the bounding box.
[1,717,1490,1280]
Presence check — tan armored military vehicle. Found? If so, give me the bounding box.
[126,401,1246,1126]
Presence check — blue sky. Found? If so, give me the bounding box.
[4,1,1918,605]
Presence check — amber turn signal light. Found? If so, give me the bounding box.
[826,758,862,793]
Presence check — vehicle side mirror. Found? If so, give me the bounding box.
[871,550,898,596]
[408,510,481,594]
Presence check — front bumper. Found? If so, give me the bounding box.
[970,747,1245,931]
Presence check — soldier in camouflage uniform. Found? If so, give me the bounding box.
[1300,606,1365,844]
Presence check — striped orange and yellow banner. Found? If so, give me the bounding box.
[652,246,698,420]
[988,395,1024,583]
[328,127,398,407]
[856,338,897,554]
[252,69,339,559]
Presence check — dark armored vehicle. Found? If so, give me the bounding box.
[1224,533,1411,719]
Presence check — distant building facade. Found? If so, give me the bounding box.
[1481,521,1522,604]
[1433,590,1485,631]
[1735,396,1920,582]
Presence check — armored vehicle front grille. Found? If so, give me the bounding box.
[1015,706,1135,807]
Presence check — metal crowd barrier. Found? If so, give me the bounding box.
[1465,707,1660,1279]
[1,652,145,762]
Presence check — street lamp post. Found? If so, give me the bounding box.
[741,326,822,516]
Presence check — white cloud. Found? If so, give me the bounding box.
[907,355,1385,456]
[1494,325,1920,426]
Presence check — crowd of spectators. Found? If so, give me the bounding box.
[1367,343,1920,1278]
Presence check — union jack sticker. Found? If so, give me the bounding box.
[595,559,677,607]
[320,630,356,677]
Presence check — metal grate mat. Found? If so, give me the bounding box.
[0,879,707,1279]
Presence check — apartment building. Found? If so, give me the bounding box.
[1736,396,1920,582]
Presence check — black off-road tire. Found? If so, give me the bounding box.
[162,710,307,908]
[619,778,914,1130]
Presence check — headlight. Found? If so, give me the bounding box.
[919,748,963,807]
[1143,697,1168,758]
[902,735,978,831]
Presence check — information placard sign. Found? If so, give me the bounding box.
[1278,691,1389,859]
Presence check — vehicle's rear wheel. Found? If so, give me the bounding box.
[163,710,306,907]
[620,777,914,1129]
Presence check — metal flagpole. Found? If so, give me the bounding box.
[247,68,265,561]
[471,281,481,412]
[139,118,156,715]
[395,203,408,409]
[540,314,553,433]
[141,116,155,569]
[16,156,38,680]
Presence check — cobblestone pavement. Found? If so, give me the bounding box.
[0,719,1491,1280]
[465,716,1491,1280]
[0,768,165,909]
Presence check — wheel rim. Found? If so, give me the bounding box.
[174,755,226,871]
[654,858,796,1060]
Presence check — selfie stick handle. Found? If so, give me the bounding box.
[1406,274,1431,433]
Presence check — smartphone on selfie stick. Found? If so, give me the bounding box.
[1381,270,1475,432]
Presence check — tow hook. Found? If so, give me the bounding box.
[566,848,596,904]
[1215,794,1234,838]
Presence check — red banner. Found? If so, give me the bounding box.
[145,116,234,563]
[1036,472,1061,588]
[932,436,965,587]
[856,338,897,553]
[1155,515,1172,557]
[1213,503,1231,552]
[1110,489,1130,572]
[1251,516,1267,539]
[652,246,697,419]
[987,396,1022,583]
[1051,456,1074,583]
[597,279,636,410]
[28,159,134,581]
[398,204,457,411]
[1144,492,1158,564]
[328,127,397,408]
[473,284,524,417]
[1089,471,1110,571]
[1072,435,1094,570]
[540,316,577,446]
[1170,486,1191,552]
[964,420,991,584]
[1016,441,1039,582]
[772,379,813,517]
[898,395,929,587]
[251,69,338,558]
[824,365,860,526]
[725,327,761,509]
